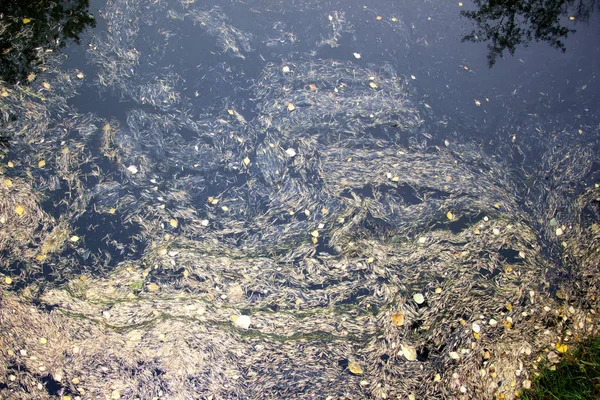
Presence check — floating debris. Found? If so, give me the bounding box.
[285,148,297,157]
[233,315,251,330]
[348,361,363,375]
[400,344,417,361]
[413,293,425,304]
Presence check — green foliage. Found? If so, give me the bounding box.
[522,335,600,400]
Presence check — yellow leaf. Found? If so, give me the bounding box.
[7,161,14,168]
[148,283,160,292]
[391,17,398,22]
[227,109,234,115]
[15,205,25,216]
[108,208,116,214]
[348,361,363,375]
[42,82,51,90]
[391,313,405,326]
[36,254,46,261]
[38,159,46,168]
[308,83,317,91]
[287,103,296,111]
[5,277,12,284]
[376,16,382,20]
[369,81,378,89]
[502,320,513,329]
[4,178,12,187]
[473,331,480,340]
[243,157,250,166]
[505,303,513,311]
[169,219,178,228]
[555,342,568,353]
[22,18,31,24]
[446,211,454,220]
[311,230,319,238]
[69,236,79,242]
[40,337,47,344]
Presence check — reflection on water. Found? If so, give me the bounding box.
[0,0,599,399]
[0,0,96,84]
[461,0,598,66]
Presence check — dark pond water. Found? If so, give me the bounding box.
[2,1,600,398]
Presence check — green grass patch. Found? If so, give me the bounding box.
[522,335,600,400]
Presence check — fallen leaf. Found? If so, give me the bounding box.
[42,82,51,89]
[285,148,297,157]
[148,283,160,292]
[446,211,454,220]
[108,208,116,214]
[287,103,296,111]
[281,65,290,73]
[38,160,46,168]
[348,361,363,374]
[169,219,178,228]
[7,161,14,168]
[449,351,460,360]
[76,72,85,79]
[308,83,317,91]
[413,293,425,304]
[69,236,79,242]
[391,313,405,326]
[233,314,251,329]
[22,18,31,24]
[369,81,378,89]
[4,277,12,284]
[40,337,47,344]
[4,178,12,187]
[353,52,361,59]
[555,342,568,353]
[127,165,138,174]
[15,205,25,216]
[243,157,250,166]
[401,344,417,361]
